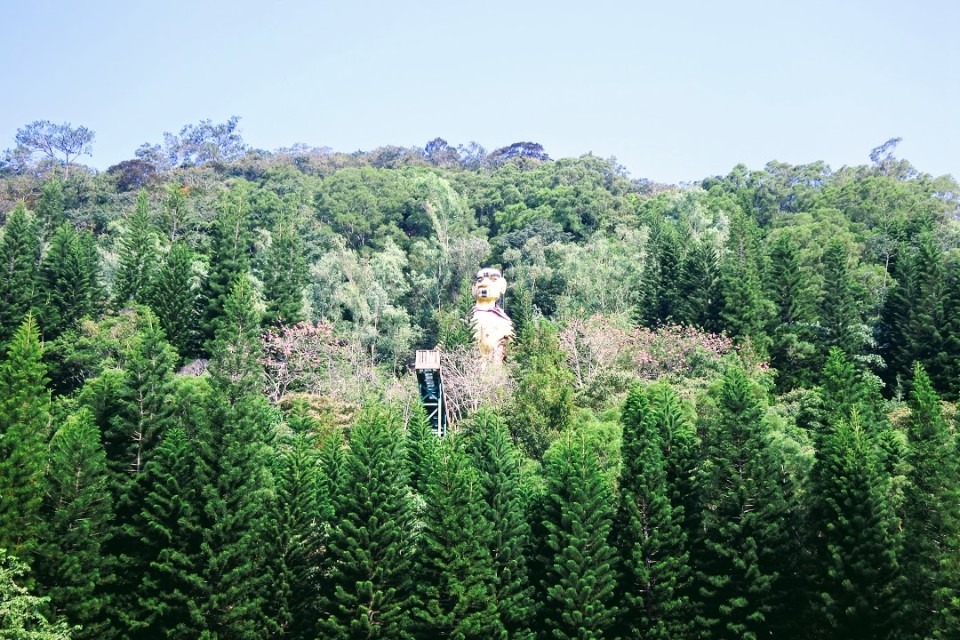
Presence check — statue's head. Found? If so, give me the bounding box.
[472,267,507,308]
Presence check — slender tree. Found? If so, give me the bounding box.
[0,315,51,561]
[269,426,327,640]
[113,190,159,305]
[693,365,789,640]
[38,223,102,340]
[766,234,818,391]
[808,412,903,639]
[34,408,113,640]
[900,363,960,637]
[613,386,691,639]
[0,203,41,345]
[145,241,201,359]
[262,215,309,326]
[200,181,254,350]
[465,411,536,640]
[320,406,416,639]
[413,436,505,639]
[125,427,206,640]
[537,431,618,640]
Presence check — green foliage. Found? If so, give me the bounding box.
[509,320,575,459]
[198,391,280,639]
[269,427,328,640]
[37,223,102,340]
[413,436,505,639]
[808,412,903,639]
[464,411,536,639]
[125,427,206,639]
[613,386,691,639]
[35,178,66,236]
[145,241,201,359]
[765,233,818,391]
[0,549,73,640]
[1,126,960,639]
[0,315,51,561]
[262,216,308,326]
[200,181,255,350]
[34,408,112,639]
[207,276,263,398]
[320,406,416,639]
[112,190,159,305]
[0,203,41,345]
[694,365,790,640]
[899,364,960,637]
[537,431,618,640]
[719,212,774,354]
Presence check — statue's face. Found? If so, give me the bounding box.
[473,268,506,304]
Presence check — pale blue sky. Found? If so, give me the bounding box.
[2,0,957,184]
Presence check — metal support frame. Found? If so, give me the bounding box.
[415,350,447,437]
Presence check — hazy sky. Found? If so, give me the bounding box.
[2,0,957,184]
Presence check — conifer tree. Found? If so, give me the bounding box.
[646,382,699,532]
[197,390,279,639]
[125,427,206,640]
[635,221,684,328]
[200,181,254,350]
[113,190,159,305]
[91,313,181,635]
[465,411,536,640]
[0,315,51,561]
[320,406,416,639]
[613,386,691,639]
[269,426,327,640]
[34,408,113,640]
[0,203,42,345]
[693,365,789,639]
[538,431,618,640]
[413,436,505,639]
[206,275,263,400]
[38,223,102,340]
[35,177,66,237]
[405,407,440,497]
[674,238,722,332]
[510,320,575,460]
[766,234,817,391]
[808,413,903,639]
[900,363,960,637]
[262,216,309,326]
[818,239,866,362]
[880,236,949,393]
[719,213,773,353]
[145,241,201,359]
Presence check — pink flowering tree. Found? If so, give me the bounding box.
[259,321,344,402]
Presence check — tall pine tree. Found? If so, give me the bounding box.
[693,365,790,640]
[0,315,51,562]
[0,203,41,345]
[145,241,201,360]
[34,408,113,640]
[38,223,102,340]
[900,363,960,637]
[113,189,159,305]
[537,431,618,640]
[320,406,416,639]
[808,412,903,639]
[465,411,536,640]
[413,435,505,639]
[613,386,691,639]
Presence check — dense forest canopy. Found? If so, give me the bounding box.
[1,119,960,639]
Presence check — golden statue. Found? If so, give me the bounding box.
[471,267,514,364]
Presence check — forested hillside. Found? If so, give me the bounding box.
[2,121,960,639]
